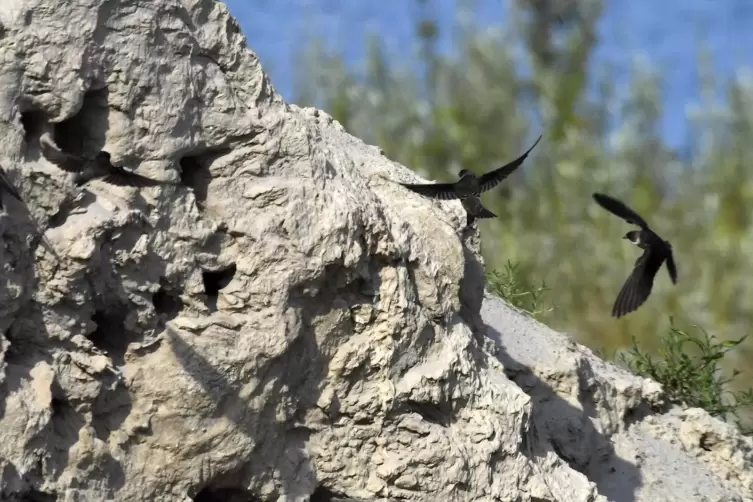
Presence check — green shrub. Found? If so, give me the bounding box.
[486,261,553,319]
[619,320,753,434]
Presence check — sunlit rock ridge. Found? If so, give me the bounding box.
[0,1,750,501]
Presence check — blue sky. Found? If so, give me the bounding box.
[223,0,753,150]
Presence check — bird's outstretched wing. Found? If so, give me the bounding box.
[100,166,167,188]
[592,192,649,230]
[665,245,678,284]
[39,133,86,173]
[478,134,542,193]
[611,246,664,318]
[400,182,461,200]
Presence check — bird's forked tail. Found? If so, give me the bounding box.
[466,205,497,226]
[475,206,497,219]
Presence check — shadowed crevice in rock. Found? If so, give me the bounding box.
[19,110,46,147]
[193,486,258,502]
[152,277,184,323]
[392,400,454,428]
[187,458,259,501]
[179,147,230,211]
[202,263,236,312]
[52,87,110,157]
[16,488,56,502]
[32,87,111,230]
[622,393,670,428]
[1,461,35,500]
[89,308,132,367]
[309,485,364,502]
[452,482,471,497]
[179,155,210,210]
[0,460,57,502]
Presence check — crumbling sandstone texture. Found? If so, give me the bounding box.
[0,1,750,501]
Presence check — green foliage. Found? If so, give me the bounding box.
[486,261,553,319]
[619,321,753,433]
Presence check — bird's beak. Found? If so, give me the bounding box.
[621,235,627,239]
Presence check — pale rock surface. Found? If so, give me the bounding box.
[483,296,753,502]
[0,1,750,502]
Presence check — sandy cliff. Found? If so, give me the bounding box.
[0,1,751,501]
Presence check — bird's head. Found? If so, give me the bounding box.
[458,168,471,178]
[623,230,642,245]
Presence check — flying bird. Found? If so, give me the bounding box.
[39,133,175,188]
[400,135,543,225]
[592,192,677,318]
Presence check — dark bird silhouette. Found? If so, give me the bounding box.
[39,133,175,188]
[400,134,543,225]
[592,192,677,318]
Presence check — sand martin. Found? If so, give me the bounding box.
[592,192,677,318]
[401,135,542,225]
[40,133,175,188]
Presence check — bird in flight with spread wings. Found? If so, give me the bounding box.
[592,192,677,318]
[400,134,542,225]
[39,132,177,188]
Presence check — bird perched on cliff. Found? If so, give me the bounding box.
[0,166,26,212]
[592,192,677,318]
[39,132,175,188]
[399,134,542,225]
